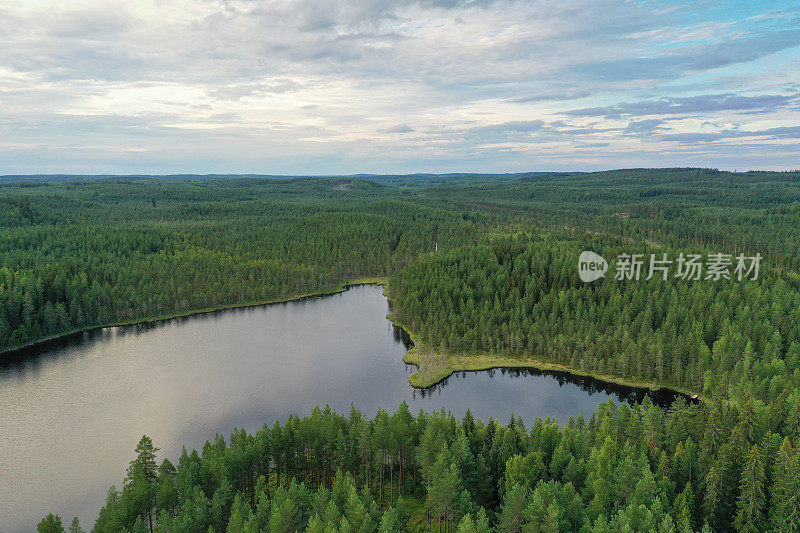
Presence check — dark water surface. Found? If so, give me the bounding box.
[0,285,685,531]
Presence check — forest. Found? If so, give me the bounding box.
[387,235,800,401]
[2,169,799,531]
[3,170,800,357]
[38,395,800,533]
[0,177,479,353]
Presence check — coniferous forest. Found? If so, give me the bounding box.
[3,169,800,532]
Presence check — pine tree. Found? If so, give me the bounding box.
[503,452,545,495]
[658,514,676,533]
[703,430,745,532]
[157,458,179,519]
[456,514,477,533]
[37,514,65,533]
[227,494,255,533]
[428,451,464,531]
[125,435,160,533]
[768,440,800,532]
[394,497,410,533]
[211,479,235,530]
[92,486,125,533]
[268,489,298,533]
[523,489,558,532]
[68,517,83,533]
[305,515,324,533]
[378,507,400,533]
[131,515,148,533]
[474,508,492,532]
[734,447,766,533]
[498,483,528,533]
[672,482,694,531]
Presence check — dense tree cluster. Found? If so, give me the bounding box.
[0,178,479,353]
[41,394,800,532]
[4,169,799,355]
[413,168,800,272]
[389,236,800,401]
[8,170,800,531]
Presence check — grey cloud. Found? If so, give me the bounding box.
[469,120,546,135]
[566,93,795,118]
[761,126,800,138]
[512,89,593,103]
[1,0,793,93]
[624,119,665,134]
[657,126,800,144]
[251,0,502,34]
[452,120,617,147]
[656,132,725,143]
[379,124,415,134]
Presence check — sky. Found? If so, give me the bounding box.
[1,0,799,174]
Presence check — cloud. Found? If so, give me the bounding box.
[566,93,796,118]
[379,124,415,134]
[469,120,546,134]
[0,0,799,173]
[574,28,800,83]
[657,126,800,144]
[211,80,304,101]
[512,89,594,103]
[624,119,665,134]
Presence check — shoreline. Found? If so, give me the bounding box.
[384,293,703,402]
[0,276,388,359]
[4,277,703,404]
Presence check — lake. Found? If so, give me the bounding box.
[0,284,685,530]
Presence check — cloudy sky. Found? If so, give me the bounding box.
[1,0,799,174]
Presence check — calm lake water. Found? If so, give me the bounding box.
[0,285,684,531]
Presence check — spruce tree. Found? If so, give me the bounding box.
[734,447,766,533]
[37,514,65,533]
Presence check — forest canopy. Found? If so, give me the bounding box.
[45,396,800,533]
[4,169,800,531]
[3,169,799,356]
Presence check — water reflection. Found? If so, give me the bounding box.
[414,365,694,408]
[0,285,692,530]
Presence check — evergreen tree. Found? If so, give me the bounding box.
[68,517,83,533]
[428,450,464,530]
[498,483,528,533]
[456,513,478,533]
[734,447,766,533]
[37,514,65,533]
[378,506,400,533]
[768,440,800,532]
[474,508,492,532]
[226,493,256,533]
[125,435,160,533]
[130,515,148,533]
